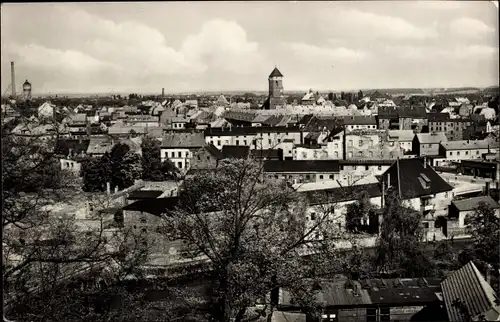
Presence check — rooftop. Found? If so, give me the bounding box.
[269,67,284,78]
[416,132,448,144]
[451,195,500,212]
[264,160,340,173]
[441,139,491,151]
[162,132,205,148]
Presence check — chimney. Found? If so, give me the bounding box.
[162,88,165,97]
[114,186,119,194]
[10,62,16,97]
[106,182,111,196]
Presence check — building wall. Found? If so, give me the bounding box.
[345,124,377,132]
[338,165,390,186]
[345,131,402,160]
[418,143,441,156]
[161,148,194,169]
[265,172,340,184]
[444,148,490,162]
[399,117,427,132]
[293,147,329,160]
[429,120,471,141]
[205,131,302,150]
[60,158,82,174]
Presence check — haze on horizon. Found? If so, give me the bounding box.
[1,1,499,95]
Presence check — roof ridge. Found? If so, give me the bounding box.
[470,261,499,310]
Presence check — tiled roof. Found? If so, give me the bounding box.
[441,139,491,151]
[343,115,377,125]
[280,277,442,308]
[441,261,500,322]
[427,113,451,122]
[382,158,453,199]
[399,106,426,118]
[108,124,147,135]
[452,195,500,212]
[86,137,114,155]
[264,160,340,173]
[161,132,205,148]
[271,312,306,322]
[269,67,283,78]
[305,183,382,205]
[388,130,416,142]
[250,149,281,160]
[416,132,448,144]
[204,126,302,136]
[223,110,256,123]
[220,145,250,159]
[122,197,179,216]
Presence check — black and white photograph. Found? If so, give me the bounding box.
[1,1,499,321]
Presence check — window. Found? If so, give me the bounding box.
[367,308,377,321]
[429,144,432,147]
[268,139,272,144]
[358,151,363,158]
[378,166,382,170]
[348,140,353,147]
[310,213,316,221]
[329,175,334,179]
[305,174,310,179]
[457,151,460,156]
[476,150,479,155]
[197,155,201,160]
[365,166,369,171]
[465,151,469,155]
[217,140,221,146]
[450,152,453,156]
[319,175,323,179]
[348,152,353,158]
[334,151,339,158]
[236,140,239,145]
[359,140,363,147]
[334,143,338,149]
[178,151,182,157]
[423,222,429,228]
[243,140,247,145]
[380,307,390,321]
[178,162,183,168]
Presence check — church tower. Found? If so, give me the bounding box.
[268,67,286,109]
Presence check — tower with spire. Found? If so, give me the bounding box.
[267,66,286,109]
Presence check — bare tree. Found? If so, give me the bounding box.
[161,158,349,322]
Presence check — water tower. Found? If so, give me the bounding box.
[23,80,32,101]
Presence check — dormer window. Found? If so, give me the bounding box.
[418,173,431,189]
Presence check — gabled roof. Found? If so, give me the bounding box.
[416,132,448,144]
[269,67,283,78]
[203,143,222,158]
[441,261,500,322]
[220,145,250,159]
[382,158,453,199]
[452,195,500,212]
[305,183,382,205]
[161,132,205,148]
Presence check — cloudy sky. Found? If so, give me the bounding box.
[1,1,498,94]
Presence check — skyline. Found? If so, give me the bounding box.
[1,1,499,94]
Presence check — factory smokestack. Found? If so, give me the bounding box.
[10,62,16,98]
[162,88,165,97]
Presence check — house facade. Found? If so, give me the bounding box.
[413,133,448,156]
[344,129,402,160]
[160,132,205,170]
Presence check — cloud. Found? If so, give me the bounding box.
[286,42,368,62]
[3,6,266,92]
[386,44,498,61]
[413,1,463,10]
[324,9,438,40]
[449,17,495,39]
[9,44,118,73]
[181,19,264,75]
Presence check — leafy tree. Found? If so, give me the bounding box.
[376,190,434,277]
[162,159,345,322]
[467,202,500,270]
[2,127,149,321]
[141,136,179,181]
[81,143,142,192]
[340,91,345,101]
[358,90,364,100]
[345,192,374,233]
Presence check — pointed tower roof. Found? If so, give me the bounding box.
[269,67,283,78]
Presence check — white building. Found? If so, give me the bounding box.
[160,132,205,170]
